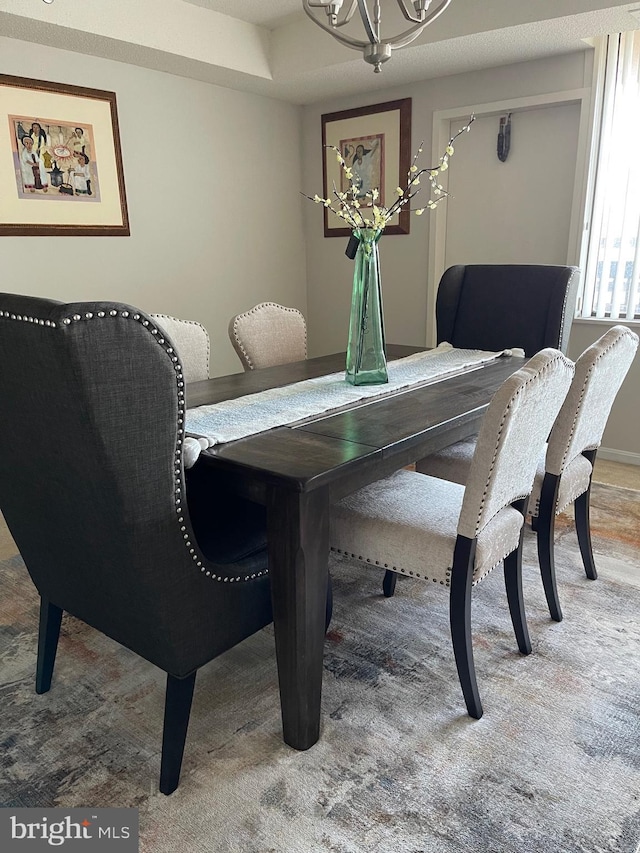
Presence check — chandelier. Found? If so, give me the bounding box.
[302,0,452,72]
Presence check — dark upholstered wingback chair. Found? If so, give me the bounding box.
[0,294,274,795]
[436,265,580,356]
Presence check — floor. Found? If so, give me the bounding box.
[592,458,640,489]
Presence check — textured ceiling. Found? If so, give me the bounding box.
[2,0,640,104]
[180,0,303,27]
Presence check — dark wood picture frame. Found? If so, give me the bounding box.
[0,74,129,236]
[321,98,411,237]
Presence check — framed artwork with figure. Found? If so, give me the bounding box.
[321,98,411,237]
[0,74,129,236]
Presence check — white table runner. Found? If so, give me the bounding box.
[183,343,521,466]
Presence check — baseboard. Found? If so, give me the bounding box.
[597,447,640,466]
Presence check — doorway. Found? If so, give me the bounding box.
[444,104,581,267]
[426,89,590,344]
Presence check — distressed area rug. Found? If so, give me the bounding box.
[1,482,640,853]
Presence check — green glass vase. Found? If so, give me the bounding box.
[346,228,388,385]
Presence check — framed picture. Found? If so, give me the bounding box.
[321,98,411,237]
[0,74,129,236]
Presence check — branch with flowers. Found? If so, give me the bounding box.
[305,114,475,231]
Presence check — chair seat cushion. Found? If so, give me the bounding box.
[415,437,476,484]
[529,452,593,518]
[331,469,523,587]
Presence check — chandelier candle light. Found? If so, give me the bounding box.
[305,115,474,385]
[303,0,453,72]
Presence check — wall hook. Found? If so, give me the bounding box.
[497,113,511,162]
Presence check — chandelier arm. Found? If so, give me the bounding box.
[304,0,359,28]
[357,0,378,45]
[334,0,359,28]
[302,0,369,50]
[303,4,369,50]
[388,24,433,49]
[396,0,426,24]
[387,0,452,48]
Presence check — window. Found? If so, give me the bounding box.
[580,31,640,320]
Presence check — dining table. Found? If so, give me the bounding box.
[186,343,527,752]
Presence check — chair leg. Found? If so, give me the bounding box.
[536,472,563,622]
[504,545,532,655]
[449,535,482,719]
[504,498,531,654]
[575,483,597,581]
[325,572,333,631]
[159,671,197,796]
[382,569,397,598]
[36,597,63,694]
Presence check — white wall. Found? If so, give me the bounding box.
[0,37,307,377]
[443,104,582,267]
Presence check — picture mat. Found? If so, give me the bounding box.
[0,83,124,227]
[324,108,402,232]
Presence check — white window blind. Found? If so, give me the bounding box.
[581,31,640,320]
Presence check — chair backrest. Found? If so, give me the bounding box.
[436,265,580,356]
[458,348,574,540]
[150,313,210,382]
[0,294,268,676]
[229,302,307,370]
[545,325,638,476]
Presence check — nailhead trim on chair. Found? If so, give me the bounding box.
[557,483,591,515]
[0,307,267,585]
[331,545,513,588]
[558,268,577,353]
[530,472,594,520]
[1,311,57,327]
[472,552,520,586]
[230,302,307,370]
[331,546,451,585]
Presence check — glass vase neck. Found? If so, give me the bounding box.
[353,227,383,244]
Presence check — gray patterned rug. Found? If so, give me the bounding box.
[1,481,640,853]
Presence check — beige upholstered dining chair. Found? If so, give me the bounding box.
[331,349,574,719]
[228,302,307,370]
[151,313,210,382]
[530,325,638,620]
[416,326,638,622]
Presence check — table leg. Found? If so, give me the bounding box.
[267,485,329,750]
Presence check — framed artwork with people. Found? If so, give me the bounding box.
[321,98,412,237]
[339,135,383,202]
[0,74,129,236]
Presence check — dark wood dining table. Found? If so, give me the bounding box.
[186,344,526,752]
